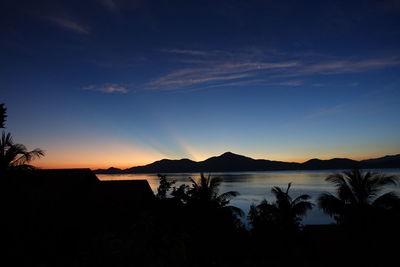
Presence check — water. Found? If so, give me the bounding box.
[98,169,400,225]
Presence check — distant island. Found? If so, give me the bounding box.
[94,152,400,174]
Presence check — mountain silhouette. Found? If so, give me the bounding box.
[94,152,400,174]
[127,158,198,173]
[301,158,359,170]
[360,154,400,168]
[93,167,123,174]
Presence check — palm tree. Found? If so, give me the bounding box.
[0,132,44,172]
[0,103,6,128]
[186,173,244,217]
[249,183,313,231]
[318,169,400,224]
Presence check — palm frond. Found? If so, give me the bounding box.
[271,186,284,197]
[218,191,240,200]
[292,201,314,216]
[293,194,312,204]
[225,205,244,217]
[0,132,44,171]
[1,132,13,146]
[373,174,399,187]
[12,148,44,166]
[5,143,27,166]
[189,177,198,189]
[318,193,344,217]
[286,182,292,194]
[0,104,6,128]
[209,176,222,196]
[209,176,222,188]
[326,173,347,186]
[327,173,357,203]
[200,173,210,188]
[373,192,400,210]
[248,204,259,223]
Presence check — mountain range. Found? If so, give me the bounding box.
[94,152,400,174]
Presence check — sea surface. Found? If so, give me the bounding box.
[98,169,400,225]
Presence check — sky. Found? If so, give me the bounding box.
[1,0,400,169]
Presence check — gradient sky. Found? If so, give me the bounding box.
[1,0,400,169]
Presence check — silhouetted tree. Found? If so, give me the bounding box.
[171,184,189,201]
[249,183,313,232]
[318,169,400,225]
[0,132,44,172]
[185,173,244,217]
[247,183,313,266]
[0,104,6,128]
[182,173,245,265]
[148,173,245,266]
[156,174,176,199]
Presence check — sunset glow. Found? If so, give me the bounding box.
[2,1,399,169]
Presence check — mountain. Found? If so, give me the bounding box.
[301,158,360,170]
[125,158,198,173]
[360,154,400,168]
[197,152,300,172]
[93,167,122,174]
[93,152,400,174]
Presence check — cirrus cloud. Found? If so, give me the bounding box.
[147,60,299,90]
[83,84,129,94]
[48,16,90,35]
[148,48,400,91]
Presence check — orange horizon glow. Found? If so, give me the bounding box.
[28,131,400,170]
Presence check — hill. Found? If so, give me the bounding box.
[94,152,400,174]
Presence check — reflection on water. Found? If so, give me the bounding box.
[98,169,400,225]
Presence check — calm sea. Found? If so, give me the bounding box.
[98,169,400,225]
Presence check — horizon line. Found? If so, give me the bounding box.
[37,151,399,170]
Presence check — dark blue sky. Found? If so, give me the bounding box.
[1,0,400,168]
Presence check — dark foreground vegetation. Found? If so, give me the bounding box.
[2,104,400,266]
[2,169,400,267]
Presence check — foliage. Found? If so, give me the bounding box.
[185,173,244,216]
[0,131,44,172]
[156,174,176,199]
[0,103,6,128]
[248,183,313,232]
[318,169,400,224]
[170,184,189,201]
[154,173,244,223]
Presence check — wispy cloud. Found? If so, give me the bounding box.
[311,58,399,73]
[49,17,90,35]
[147,59,299,90]
[203,79,266,89]
[83,84,129,94]
[280,57,400,77]
[272,80,303,86]
[148,48,400,91]
[161,49,217,57]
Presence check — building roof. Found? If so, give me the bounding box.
[92,179,155,212]
[12,168,155,210]
[17,168,98,186]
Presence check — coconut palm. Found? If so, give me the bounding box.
[0,132,44,172]
[186,173,244,217]
[249,183,313,231]
[318,169,400,224]
[0,103,6,128]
